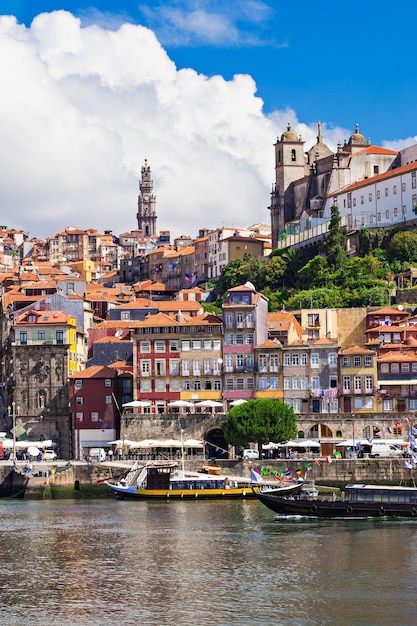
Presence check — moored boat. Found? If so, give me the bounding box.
[255,483,417,518]
[104,461,304,500]
[0,467,29,499]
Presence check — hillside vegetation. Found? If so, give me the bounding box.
[215,207,417,311]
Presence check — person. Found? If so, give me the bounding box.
[117,448,123,461]
[107,449,113,462]
[223,477,231,490]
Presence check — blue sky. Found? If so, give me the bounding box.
[1,1,416,239]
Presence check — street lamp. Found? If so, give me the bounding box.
[8,401,20,462]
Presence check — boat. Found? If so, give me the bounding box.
[104,461,304,500]
[0,466,29,499]
[254,483,417,518]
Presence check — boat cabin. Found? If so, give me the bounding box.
[346,484,417,504]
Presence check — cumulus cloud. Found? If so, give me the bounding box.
[0,9,352,242]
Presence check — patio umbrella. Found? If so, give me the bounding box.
[183,439,204,448]
[122,400,151,408]
[168,400,194,408]
[27,446,41,457]
[230,399,247,406]
[194,400,224,408]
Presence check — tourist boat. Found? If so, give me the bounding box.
[254,483,417,518]
[104,461,304,500]
[0,467,29,499]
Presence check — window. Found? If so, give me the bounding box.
[410,399,417,410]
[343,375,351,392]
[365,375,373,392]
[413,171,416,189]
[193,380,201,391]
[270,377,279,389]
[353,356,361,368]
[329,353,337,367]
[155,360,165,376]
[402,182,406,191]
[364,355,373,367]
[386,210,390,219]
[76,397,83,405]
[292,378,300,390]
[236,312,244,327]
[311,376,320,390]
[383,398,393,411]
[170,380,180,392]
[75,380,82,390]
[169,340,179,352]
[385,188,388,197]
[283,353,291,366]
[369,193,372,201]
[374,166,379,175]
[105,395,112,404]
[393,185,397,194]
[236,378,244,390]
[155,341,165,353]
[91,412,99,422]
[76,412,83,422]
[225,312,233,328]
[292,353,299,366]
[246,333,254,345]
[38,330,45,340]
[182,380,190,391]
[141,360,151,376]
[246,378,255,390]
[342,356,351,367]
[192,340,201,350]
[301,353,308,366]
[141,380,151,392]
[311,354,319,368]
[284,377,291,390]
[214,380,221,390]
[270,354,280,371]
[170,360,180,376]
[155,380,166,392]
[401,363,410,372]
[225,378,234,390]
[203,340,212,350]
[391,363,399,373]
[291,148,296,161]
[236,334,244,345]
[247,313,255,327]
[225,333,233,346]
[141,341,151,353]
[20,331,27,345]
[104,379,111,387]
[181,340,190,351]
[329,375,338,388]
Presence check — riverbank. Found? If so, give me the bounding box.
[1,456,415,499]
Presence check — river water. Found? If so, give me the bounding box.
[1,498,416,626]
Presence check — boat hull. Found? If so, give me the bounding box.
[0,469,29,499]
[106,484,258,500]
[255,492,417,518]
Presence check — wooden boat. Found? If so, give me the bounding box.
[0,467,29,499]
[255,483,417,518]
[104,461,304,500]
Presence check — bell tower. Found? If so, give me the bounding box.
[136,159,157,237]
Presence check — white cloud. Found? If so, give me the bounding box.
[0,9,396,245]
[0,10,280,240]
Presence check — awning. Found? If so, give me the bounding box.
[379,380,417,386]
[80,440,111,447]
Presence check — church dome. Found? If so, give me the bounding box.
[348,124,367,146]
[280,123,299,142]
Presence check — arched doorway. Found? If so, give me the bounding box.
[204,428,228,460]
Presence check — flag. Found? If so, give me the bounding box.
[387,426,393,434]
[412,427,417,436]
[284,469,292,480]
[326,455,332,464]
[405,417,411,424]
[334,451,342,459]
[295,468,302,478]
[396,422,402,428]
[250,469,263,483]
[305,464,313,472]
[315,459,322,467]
[404,461,414,470]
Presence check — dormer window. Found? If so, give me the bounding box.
[28,315,37,323]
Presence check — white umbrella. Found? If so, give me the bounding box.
[195,400,224,408]
[183,439,204,448]
[168,400,194,408]
[108,438,140,447]
[27,446,41,457]
[230,399,247,406]
[122,400,151,408]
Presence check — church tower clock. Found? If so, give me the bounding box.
[136,159,157,236]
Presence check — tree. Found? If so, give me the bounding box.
[321,205,348,271]
[388,231,417,263]
[223,399,297,450]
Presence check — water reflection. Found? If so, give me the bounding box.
[0,499,417,625]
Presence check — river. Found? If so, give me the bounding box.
[0,498,416,626]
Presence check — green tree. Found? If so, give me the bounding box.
[321,205,348,271]
[297,255,328,288]
[388,230,417,263]
[223,399,297,450]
